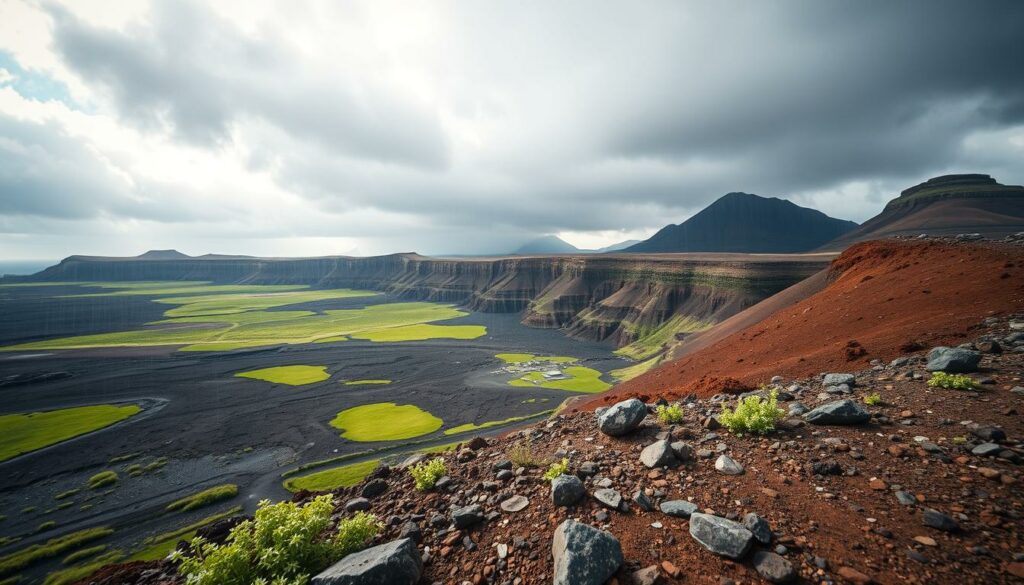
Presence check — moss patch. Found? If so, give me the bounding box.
[496,353,577,364]
[0,405,141,462]
[614,315,713,361]
[235,365,329,386]
[508,366,611,393]
[165,484,238,513]
[444,411,554,435]
[349,324,486,342]
[342,379,392,386]
[87,471,118,490]
[611,356,663,382]
[282,460,380,493]
[330,403,443,442]
[0,527,113,576]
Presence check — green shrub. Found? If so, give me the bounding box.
[87,471,118,490]
[863,393,882,405]
[542,458,569,481]
[655,403,684,424]
[508,438,547,468]
[719,390,784,436]
[409,458,446,490]
[174,496,381,585]
[927,372,976,390]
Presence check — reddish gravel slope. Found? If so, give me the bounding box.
[587,238,1024,406]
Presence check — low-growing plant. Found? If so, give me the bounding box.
[87,471,118,490]
[37,521,56,532]
[409,458,446,490]
[542,458,570,481]
[719,390,784,436]
[655,403,684,424]
[863,393,882,406]
[508,438,548,468]
[166,484,238,513]
[54,489,79,501]
[173,496,381,585]
[927,372,977,390]
[952,436,968,445]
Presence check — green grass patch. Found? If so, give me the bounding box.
[129,506,243,563]
[108,453,139,464]
[87,471,118,490]
[0,405,141,462]
[3,291,488,351]
[165,484,238,513]
[508,366,612,393]
[71,283,308,298]
[0,538,20,547]
[444,411,554,435]
[611,356,662,382]
[330,403,443,442]
[36,522,56,533]
[349,323,486,342]
[282,460,380,493]
[235,365,329,386]
[0,526,113,576]
[496,353,577,364]
[342,379,392,385]
[53,489,79,501]
[43,551,123,585]
[61,545,106,565]
[614,315,714,361]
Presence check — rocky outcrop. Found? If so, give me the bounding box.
[23,252,827,350]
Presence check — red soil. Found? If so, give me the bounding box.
[586,239,1024,407]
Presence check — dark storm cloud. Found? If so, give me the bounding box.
[46,1,450,168]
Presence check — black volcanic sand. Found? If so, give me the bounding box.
[0,285,621,581]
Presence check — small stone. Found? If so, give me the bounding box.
[972,443,1002,456]
[926,346,981,373]
[360,479,387,498]
[500,495,529,513]
[597,398,648,436]
[311,538,422,585]
[633,490,654,512]
[913,536,937,547]
[715,454,744,475]
[640,440,678,468]
[743,512,772,544]
[752,551,795,583]
[551,475,586,507]
[922,509,959,533]
[804,400,871,425]
[552,519,623,585]
[593,488,623,510]
[452,504,484,529]
[344,497,370,512]
[632,566,665,585]
[660,500,698,518]
[688,513,754,559]
[836,566,872,584]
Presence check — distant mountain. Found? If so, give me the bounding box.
[595,239,641,253]
[820,174,1024,250]
[625,192,858,253]
[512,235,581,255]
[136,249,191,260]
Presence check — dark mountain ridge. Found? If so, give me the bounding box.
[625,192,858,253]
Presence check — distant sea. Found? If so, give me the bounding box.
[0,260,56,277]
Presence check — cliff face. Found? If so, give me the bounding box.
[625,192,858,253]
[31,252,830,348]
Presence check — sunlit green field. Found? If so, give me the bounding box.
[1,282,488,351]
[282,459,381,493]
[0,405,141,462]
[235,365,330,386]
[508,366,612,393]
[330,403,443,442]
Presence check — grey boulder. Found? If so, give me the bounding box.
[640,440,677,468]
[552,520,623,585]
[551,474,586,507]
[926,346,981,373]
[452,504,484,529]
[714,454,744,475]
[689,513,754,559]
[822,373,855,387]
[593,488,623,510]
[743,512,772,544]
[597,398,647,436]
[803,400,870,425]
[752,551,795,583]
[659,500,698,518]
[311,538,421,585]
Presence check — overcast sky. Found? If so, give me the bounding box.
[1,0,1022,259]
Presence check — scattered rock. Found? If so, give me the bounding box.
[804,400,871,425]
[714,454,744,475]
[660,500,698,518]
[922,509,960,532]
[926,346,981,373]
[360,479,387,498]
[500,495,529,513]
[344,497,370,512]
[836,566,873,584]
[743,512,772,544]
[551,474,585,507]
[752,550,795,583]
[552,519,623,585]
[597,398,647,436]
[640,439,678,468]
[632,565,665,585]
[688,513,754,560]
[311,538,422,585]
[633,490,654,512]
[593,488,623,510]
[452,504,484,529]
[823,373,856,387]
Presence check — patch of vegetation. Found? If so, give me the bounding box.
[61,545,106,565]
[330,403,442,442]
[341,379,392,385]
[614,315,713,361]
[409,458,446,490]
[495,353,577,364]
[108,452,139,464]
[927,372,977,390]
[443,411,554,436]
[19,508,33,515]
[53,489,79,501]
[141,457,168,474]
[0,575,19,585]
[508,438,549,468]
[542,458,570,481]
[863,393,883,405]
[43,551,123,585]
[655,403,684,424]
[0,526,113,576]
[611,356,662,382]
[36,522,56,533]
[174,496,382,585]
[235,365,330,386]
[87,471,118,490]
[55,502,73,511]
[282,460,380,493]
[130,507,242,562]
[349,323,486,342]
[72,283,308,298]
[0,537,19,547]
[720,390,784,436]
[166,484,238,513]
[0,405,141,462]
[508,366,611,393]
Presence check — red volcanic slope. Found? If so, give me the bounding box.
[585,239,1024,407]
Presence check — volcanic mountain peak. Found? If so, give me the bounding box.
[136,249,191,260]
[512,235,581,255]
[883,173,1024,211]
[625,191,857,254]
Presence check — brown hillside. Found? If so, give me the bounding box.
[587,238,1024,407]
